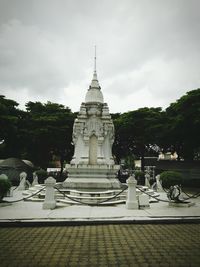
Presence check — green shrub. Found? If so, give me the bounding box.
[124,155,135,170]
[134,170,144,178]
[160,171,183,189]
[134,171,144,184]
[35,169,48,184]
[0,175,12,201]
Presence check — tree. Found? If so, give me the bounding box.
[0,95,24,158]
[113,107,166,184]
[166,88,200,160]
[24,101,75,172]
[0,97,75,176]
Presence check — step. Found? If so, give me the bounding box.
[58,198,125,206]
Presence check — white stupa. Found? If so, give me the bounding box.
[63,50,121,189]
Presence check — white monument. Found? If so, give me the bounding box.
[63,51,121,189]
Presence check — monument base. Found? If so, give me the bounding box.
[63,164,121,189]
[126,201,138,210]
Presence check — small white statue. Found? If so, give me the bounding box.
[32,172,39,186]
[156,174,164,192]
[18,172,28,190]
[145,173,151,188]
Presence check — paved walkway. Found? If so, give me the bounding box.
[0,223,200,267]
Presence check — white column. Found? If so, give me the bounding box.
[43,177,56,210]
[126,175,139,209]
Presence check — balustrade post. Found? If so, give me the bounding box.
[126,175,139,209]
[43,177,56,209]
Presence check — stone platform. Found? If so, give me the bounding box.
[63,164,121,189]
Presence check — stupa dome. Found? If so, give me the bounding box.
[85,88,104,103]
[85,71,104,104]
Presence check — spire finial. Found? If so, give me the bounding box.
[90,45,100,87]
[94,45,96,73]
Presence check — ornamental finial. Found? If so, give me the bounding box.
[94,45,96,73]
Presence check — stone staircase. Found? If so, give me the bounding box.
[22,183,160,206]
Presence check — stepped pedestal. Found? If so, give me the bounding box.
[63,164,121,189]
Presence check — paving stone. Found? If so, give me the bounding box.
[0,224,200,266]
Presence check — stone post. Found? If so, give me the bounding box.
[126,175,139,209]
[43,177,56,210]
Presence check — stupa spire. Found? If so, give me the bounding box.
[94,45,96,73]
[85,45,103,103]
[90,45,100,88]
[92,45,97,81]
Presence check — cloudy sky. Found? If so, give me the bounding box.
[0,0,200,113]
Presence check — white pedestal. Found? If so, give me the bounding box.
[138,193,150,209]
[126,175,139,210]
[43,177,56,210]
[63,164,121,190]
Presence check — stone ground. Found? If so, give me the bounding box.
[0,223,200,267]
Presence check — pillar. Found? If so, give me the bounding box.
[126,175,139,209]
[43,177,56,210]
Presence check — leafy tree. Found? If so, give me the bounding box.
[166,88,200,160]
[24,101,75,173]
[0,97,75,176]
[113,107,167,184]
[0,95,24,158]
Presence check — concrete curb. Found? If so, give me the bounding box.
[1,216,200,227]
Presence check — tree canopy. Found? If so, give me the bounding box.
[0,97,75,171]
[0,88,200,171]
[166,88,200,160]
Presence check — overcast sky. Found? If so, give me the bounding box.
[0,0,200,113]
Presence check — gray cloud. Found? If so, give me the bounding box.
[0,0,200,112]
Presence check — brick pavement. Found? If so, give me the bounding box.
[0,224,200,267]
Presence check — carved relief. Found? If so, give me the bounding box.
[86,117,103,137]
[71,101,115,165]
